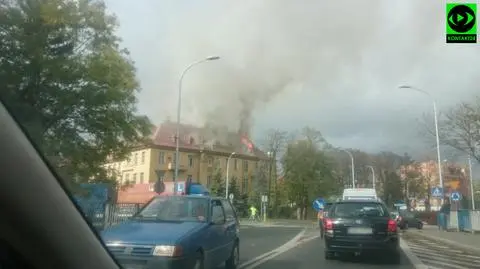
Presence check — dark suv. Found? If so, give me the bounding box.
[324,200,400,263]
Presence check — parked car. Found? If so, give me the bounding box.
[323,202,333,218]
[101,194,240,269]
[394,210,423,230]
[324,199,400,263]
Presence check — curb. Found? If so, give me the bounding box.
[399,238,428,269]
[406,230,480,255]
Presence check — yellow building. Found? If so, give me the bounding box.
[104,122,268,194]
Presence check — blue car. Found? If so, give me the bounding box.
[101,195,240,269]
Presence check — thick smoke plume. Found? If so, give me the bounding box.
[159,0,448,138]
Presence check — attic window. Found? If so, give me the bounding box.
[170,135,176,143]
[189,137,195,145]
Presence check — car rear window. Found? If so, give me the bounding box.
[331,202,388,218]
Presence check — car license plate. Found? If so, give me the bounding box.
[348,227,373,234]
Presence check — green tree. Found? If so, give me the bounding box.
[229,176,241,202]
[282,127,338,220]
[383,172,403,206]
[209,168,225,197]
[248,162,268,207]
[261,129,288,217]
[0,0,151,190]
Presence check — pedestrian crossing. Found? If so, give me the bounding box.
[402,233,480,269]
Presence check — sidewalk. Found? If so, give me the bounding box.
[408,225,480,254]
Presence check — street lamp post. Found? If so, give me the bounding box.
[174,56,220,193]
[398,85,444,203]
[267,151,274,203]
[225,152,236,199]
[468,156,475,210]
[266,151,274,220]
[341,149,355,188]
[366,165,376,190]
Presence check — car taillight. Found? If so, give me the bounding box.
[324,218,333,230]
[388,219,397,232]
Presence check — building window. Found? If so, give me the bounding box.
[189,137,195,145]
[208,157,213,165]
[125,173,130,182]
[188,155,194,167]
[139,172,144,183]
[159,152,165,164]
[133,173,137,183]
[134,153,138,165]
[207,175,212,187]
[141,151,145,164]
[243,160,248,171]
[187,175,192,181]
[242,176,248,193]
[234,159,237,170]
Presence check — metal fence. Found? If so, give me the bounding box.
[444,210,480,232]
[81,203,143,231]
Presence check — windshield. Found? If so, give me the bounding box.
[135,196,208,222]
[332,203,388,218]
[1,0,475,268]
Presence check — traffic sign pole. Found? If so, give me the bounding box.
[261,195,268,222]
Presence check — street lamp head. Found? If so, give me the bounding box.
[231,152,236,156]
[206,56,221,61]
[398,85,412,89]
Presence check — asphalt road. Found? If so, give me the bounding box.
[253,237,414,269]
[238,226,304,266]
[238,226,415,269]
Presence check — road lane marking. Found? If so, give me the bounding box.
[238,229,306,269]
[399,238,429,269]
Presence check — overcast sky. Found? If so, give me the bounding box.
[104,0,479,161]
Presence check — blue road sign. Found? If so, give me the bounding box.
[451,191,461,201]
[176,182,185,193]
[313,198,325,211]
[431,187,443,197]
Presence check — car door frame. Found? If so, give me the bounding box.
[207,199,228,267]
[0,98,120,268]
[220,199,238,257]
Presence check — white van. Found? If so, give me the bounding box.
[342,188,378,201]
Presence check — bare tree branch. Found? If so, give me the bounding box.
[420,97,480,163]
